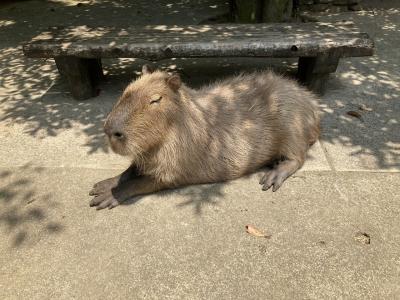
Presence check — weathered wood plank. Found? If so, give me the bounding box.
[23,22,374,99]
[23,23,374,61]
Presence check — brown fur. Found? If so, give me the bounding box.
[91,66,320,209]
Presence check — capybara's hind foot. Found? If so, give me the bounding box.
[259,159,302,192]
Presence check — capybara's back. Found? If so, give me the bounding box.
[164,70,321,190]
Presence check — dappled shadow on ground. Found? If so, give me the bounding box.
[0,1,399,214]
[0,0,229,155]
[315,9,400,169]
[0,50,107,154]
[175,184,225,215]
[0,164,64,247]
[0,0,229,46]
[120,182,226,216]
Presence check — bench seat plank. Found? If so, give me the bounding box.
[23,23,374,60]
[22,22,374,99]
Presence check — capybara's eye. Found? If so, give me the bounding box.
[150,94,162,104]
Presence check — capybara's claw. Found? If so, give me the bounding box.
[89,192,120,210]
[259,160,301,192]
[260,169,285,192]
[89,177,118,196]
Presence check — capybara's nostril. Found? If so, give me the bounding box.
[104,123,124,140]
[113,131,124,140]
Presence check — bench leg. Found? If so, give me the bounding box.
[87,58,104,85]
[55,57,103,100]
[297,52,339,95]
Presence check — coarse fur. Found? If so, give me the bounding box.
[91,66,320,209]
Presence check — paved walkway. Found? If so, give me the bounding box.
[0,1,399,299]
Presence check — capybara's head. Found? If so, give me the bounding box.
[104,65,182,158]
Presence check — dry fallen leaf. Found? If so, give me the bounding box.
[26,198,36,205]
[354,231,371,244]
[245,225,271,238]
[346,110,363,121]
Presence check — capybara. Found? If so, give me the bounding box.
[89,65,320,209]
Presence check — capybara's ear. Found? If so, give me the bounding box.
[166,74,181,91]
[142,64,155,75]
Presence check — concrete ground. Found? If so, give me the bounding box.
[0,1,399,299]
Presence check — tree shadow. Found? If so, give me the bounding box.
[0,0,229,155]
[312,8,400,169]
[0,164,64,247]
[174,183,225,215]
[1,1,399,216]
[0,0,229,47]
[120,182,226,216]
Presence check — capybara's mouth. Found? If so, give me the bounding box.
[108,137,130,156]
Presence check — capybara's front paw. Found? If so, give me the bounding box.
[89,191,120,210]
[89,177,118,196]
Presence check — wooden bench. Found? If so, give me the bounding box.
[23,23,374,100]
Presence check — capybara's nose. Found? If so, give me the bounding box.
[111,131,125,140]
[104,123,125,140]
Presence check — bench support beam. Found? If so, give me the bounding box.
[297,52,340,95]
[55,57,103,100]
